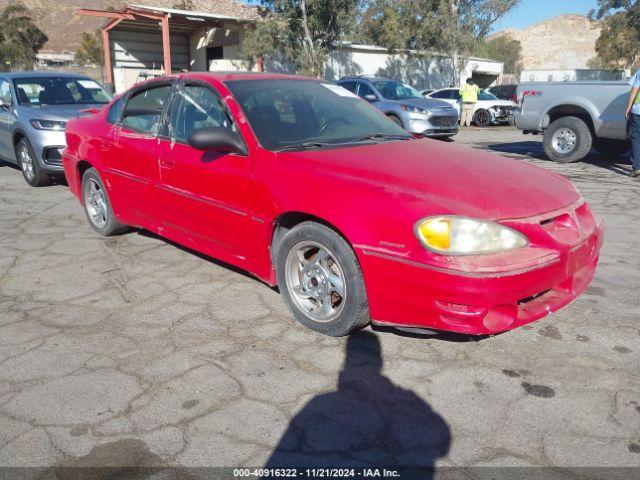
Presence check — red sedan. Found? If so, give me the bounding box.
[63,73,603,337]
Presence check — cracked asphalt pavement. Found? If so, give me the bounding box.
[0,127,638,474]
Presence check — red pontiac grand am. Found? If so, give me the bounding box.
[63,73,603,337]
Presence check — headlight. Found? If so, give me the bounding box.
[400,104,427,114]
[414,216,528,255]
[30,119,67,131]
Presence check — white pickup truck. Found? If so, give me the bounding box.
[512,81,630,163]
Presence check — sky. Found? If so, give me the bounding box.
[242,0,600,33]
[492,0,599,31]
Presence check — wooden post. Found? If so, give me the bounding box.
[161,14,172,75]
[101,29,113,85]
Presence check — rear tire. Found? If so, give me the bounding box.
[275,221,370,337]
[81,168,129,236]
[543,116,592,163]
[16,138,51,187]
[592,138,630,158]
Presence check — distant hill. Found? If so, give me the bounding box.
[0,0,258,52]
[490,14,602,70]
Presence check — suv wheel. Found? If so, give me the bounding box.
[275,222,370,336]
[473,109,490,127]
[543,116,592,163]
[81,168,129,236]
[387,114,403,128]
[16,138,51,187]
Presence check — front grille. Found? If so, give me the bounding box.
[430,115,458,127]
[539,202,595,244]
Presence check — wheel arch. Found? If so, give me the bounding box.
[545,104,596,135]
[76,160,95,203]
[270,211,353,264]
[12,129,27,149]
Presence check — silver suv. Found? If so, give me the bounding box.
[337,76,459,138]
[0,72,112,186]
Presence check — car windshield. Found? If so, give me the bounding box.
[225,79,412,151]
[13,77,112,106]
[478,90,499,101]
[372,80,423,100]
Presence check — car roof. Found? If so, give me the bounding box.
[179,72,318,83]
[0,71,92,80]
[338,76,395,82]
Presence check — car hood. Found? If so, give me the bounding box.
[392,97,457,112]
[18,104,107,121]
[481,100,516,108]
[284,138,578,220]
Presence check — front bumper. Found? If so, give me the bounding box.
[357,202,604,335]
[28,128,66,174]
[404,112,459,137]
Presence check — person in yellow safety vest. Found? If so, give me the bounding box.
[625,68,640,177]
[459,78,480,127]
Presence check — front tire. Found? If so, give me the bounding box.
[543,116,592,163]
[473,109,490,127]
[16,138,51,187]
[387,114,403,128]
[81,168,128,236]
[275,222,370,336]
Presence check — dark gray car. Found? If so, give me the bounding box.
[337,76,459,138]
[0,72,112,186]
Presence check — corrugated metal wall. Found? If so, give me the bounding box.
[110,30,189,71]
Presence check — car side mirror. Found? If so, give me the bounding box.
[188,127,247,155]
[364,94,377,102]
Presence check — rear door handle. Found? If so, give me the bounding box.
[159,156,175,169]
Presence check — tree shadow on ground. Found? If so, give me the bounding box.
[264,331,451,477]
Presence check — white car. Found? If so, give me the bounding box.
[425,88,516,126]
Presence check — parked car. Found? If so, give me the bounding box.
[421,88,435,96]
[513,81,630,163]
[336,76,459,138]
[489,84,518,102]
[0,72,112,186]
[426,88,516,126]
[63,73,603,337]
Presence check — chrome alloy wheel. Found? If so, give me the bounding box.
[551,127,577,154]
[284,241,346,323]
[84,178,108,228]
[19,143,35,182]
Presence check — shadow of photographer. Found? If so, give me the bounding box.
[265,331,451,476]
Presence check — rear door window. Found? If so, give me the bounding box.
[122,84,172,134]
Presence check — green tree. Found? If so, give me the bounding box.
[474,35,522,74]
[589,0,639,69]
[358,0,520,85]
[0,3,48,71]
[75,31,102,66]
[243,0,359,77]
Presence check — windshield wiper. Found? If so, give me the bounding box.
[274,142,332,153]
[353,133,412,142]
